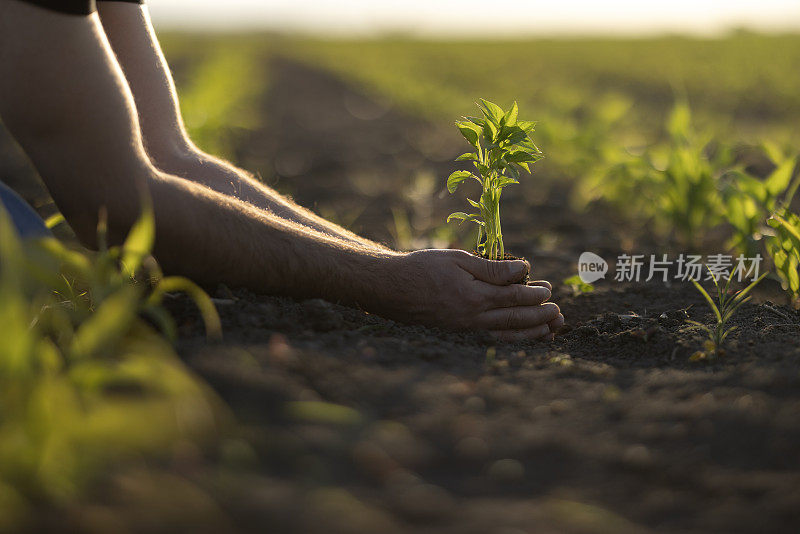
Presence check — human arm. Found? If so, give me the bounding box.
[95,2,385,249]
[0,0,562,340]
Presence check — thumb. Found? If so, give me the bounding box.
[459,253,529,285]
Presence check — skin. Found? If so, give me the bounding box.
[0,0,564,341]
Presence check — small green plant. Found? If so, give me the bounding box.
[583,100,732,247]
[563,274,595,295]
[767,208,800,305]
[688,267,767,360]
[717,145,799,303]
[178,41,264,159]
[722,145,799,257]
[446,99,543,260]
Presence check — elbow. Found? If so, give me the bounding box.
[144,136,205,177]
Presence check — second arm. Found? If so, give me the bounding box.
[96,2,387,250]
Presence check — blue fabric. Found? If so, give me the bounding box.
[0,181,51,239]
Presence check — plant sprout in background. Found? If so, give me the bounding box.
[446,99,543,260]
[768,209,800,304]
[689,267,767,361]
[0,204,222,525]
[722,146,799,258]
[581,100,732,248]
[563,274,595,295]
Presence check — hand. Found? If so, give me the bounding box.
[374,249,563,341]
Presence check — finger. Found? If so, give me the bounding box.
[527,280,552,292]
[490,324,552,342]
[482,282,551,308]
[548,313,565,333]
[456,252,529,285]
[475,302,560,331]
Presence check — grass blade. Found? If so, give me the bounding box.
[691,278,722,323]
[150,277,222,341]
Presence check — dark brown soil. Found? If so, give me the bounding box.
[5,54,800,534]
[149,276,800,534]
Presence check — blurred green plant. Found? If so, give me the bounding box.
[446,99,543,260]
[563,274,595,295]
[715,144,799,303]
[583,101,732,247]
[767,208,800,305]
[722,145,799,257]
[689,267,767,361]
[290,34,800,183]
[178,42,265,160]
[0,204,223,528]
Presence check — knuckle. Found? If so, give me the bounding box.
[504,307,521,330]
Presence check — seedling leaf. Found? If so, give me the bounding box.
[446,212,484,226]
[447,170,474,193]
[517,120,536,132]
[121,203,155,277]
[44,213,65,230]
[465,116,486,127]
[563,274,594,294]
[478,99,504,125]
[765,157,797,197]
[504,101,519,127]
[690,279,722,323]
[483,120,498,143]
[506,151,539,163]
[456,122,480,147]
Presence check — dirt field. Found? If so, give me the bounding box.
[4,53,800,534]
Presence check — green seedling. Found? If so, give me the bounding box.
[563,274,595,295]
[767,208,800,304]
[689,267,767,360]
[720,146,799,302]
[586,100,731,247]
[446,99,543,260]
[722,145,799,257]
[180,42,263,159]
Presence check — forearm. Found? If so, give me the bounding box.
[94,3,387,251]
[156,147,390,250]
[146,168,397,305]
